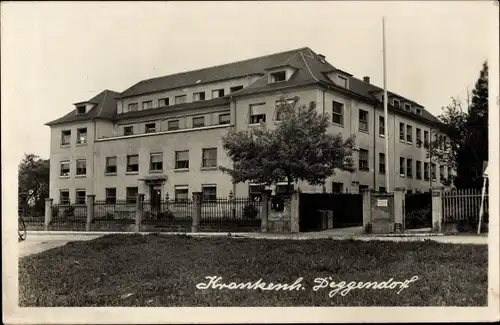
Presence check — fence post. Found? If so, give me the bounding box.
[290,191,300,233]
[44,198,53,231]
[86,195,95,231]
[432,186,444,233]
[192,192,202,233]
[135,194,144,233]
[393,187,405,233]
[361,189,372,233]
[261,190,271,232]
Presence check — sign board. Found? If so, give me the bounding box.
[377,199,388,207]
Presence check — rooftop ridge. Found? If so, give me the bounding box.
[136,46,312,84]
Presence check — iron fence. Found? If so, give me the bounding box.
[200,197,262,229]
[141,199,193,231]
[50,203,87,227]
[443,188,489,223]
[93,200,136,224]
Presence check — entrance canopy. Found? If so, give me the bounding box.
[138,175,168,183]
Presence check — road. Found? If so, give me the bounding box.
[18,233,103,258]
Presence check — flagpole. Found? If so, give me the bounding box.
[383,17,390,192]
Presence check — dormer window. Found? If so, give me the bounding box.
[416,108,422,115]
[142,101,153,110]
[76,106,86,114]
[193,92,206,101]
[270,71,286,83]
[337,75,348,88]
[404,103,411,111]
[393,99,401,108]
[212,89,225,99]
[128,103,138,112]
[230,85,244,93]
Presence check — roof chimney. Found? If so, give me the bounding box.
[363,76,370,83]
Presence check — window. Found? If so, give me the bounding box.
[192,116,205,127]
[416,108,422,115]
[332,101,344,125]
[167,120,179,131]
[175,150,189,169]
[337,75,348,88]
[404,103,411,111]
[359,185,369,192]
[61,130,71,146]
[332,182,343,193]
[250,114,266,124]
[60,161,70,177]
[76,159,86,176]
[359,149,369,171]
[193,92,206,101]
[126,155,139,173]
[406,125,412,143]
[150,153,163,171]
[159,98,170,107]
[379,116,385,136]
[276,184,294,195]
[218,113,230,125]
[142,101,153,109]
[201,185,217,202]
[230,85,243,93]
[416,161,422,179]
[399,157,405,176]
[424,162,430,180]
[105,188,116,204]
[379,187,386,193]
[60,190,70,204]
[126,187,138,204]
[431,163,437,180]
[393,99,400,108]
[379,153,386,174]
[440,166,445,181]
[359,109,368,132]
[202,148,217,168]
[399,123,405,141]
[128,103,138,112]
[76,128,87,144]
[416,128,422,147]
[76,106,86,114]
[124,126,134,136]
[145,123,156,133]
[76,189,86,204]
[424,130,429,147]
[105,157,117,174]
[275,98,294,121]
[270,71,286,83]
[211,89,225,99]
[249,185,265,201]
[407,158,413,178]
[175,95,186,105]
[175,186,189,202]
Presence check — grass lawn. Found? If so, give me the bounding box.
[19,234,487,307]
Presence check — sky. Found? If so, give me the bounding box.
[1,1,497,161]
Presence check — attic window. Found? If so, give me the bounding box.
[393,99,401,108]
[212,89,225,99]
[337,75,348,88]
[230,85,244,93]
[270,71,286,83]
[404,103,411,111]
[128,103,138,112]
[416,108,422,115]
[76,106,86,114]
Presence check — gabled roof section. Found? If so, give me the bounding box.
[119,47,322,99]
[45,90,120,126]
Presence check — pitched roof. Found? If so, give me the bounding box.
[45,90,120,126]
[47,46,440,126]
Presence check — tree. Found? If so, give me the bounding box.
[18,153,50,215]
[427,61,488,189]
[426,97,469,186]
[455,61,488,189]
[220,96,356,191]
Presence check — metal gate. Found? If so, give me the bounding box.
[299,193,363,232]
[404,192,432,229]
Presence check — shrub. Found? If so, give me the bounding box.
[243,204,259,219]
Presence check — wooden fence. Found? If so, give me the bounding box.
[442,188,488,223]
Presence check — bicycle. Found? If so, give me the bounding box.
[18,215,27,241]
